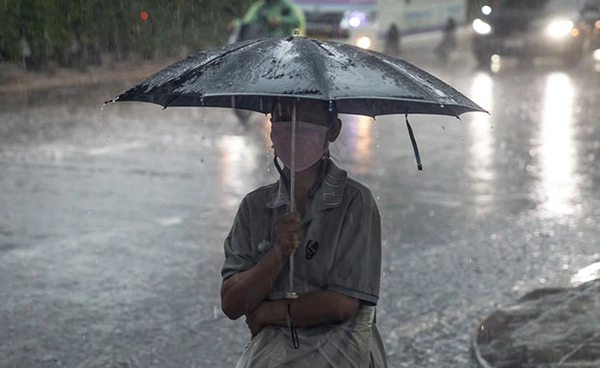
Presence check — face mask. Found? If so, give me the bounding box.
[271,121,328,172]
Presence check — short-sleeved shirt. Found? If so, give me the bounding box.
[221,159,381,306]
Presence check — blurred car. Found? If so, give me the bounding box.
[472,0,600,67]
[580,0,600,52]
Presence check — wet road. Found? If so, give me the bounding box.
[1,35,600,367]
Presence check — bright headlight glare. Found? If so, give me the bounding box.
[349,17,361,27]
[356,36,371,49]
[473,18,492,35]
[547,19,574,38]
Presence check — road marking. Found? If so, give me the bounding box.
[87,141,147,156]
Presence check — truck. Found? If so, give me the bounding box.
[295,0,467,52]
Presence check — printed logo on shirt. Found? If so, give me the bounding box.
[305,240,319,260]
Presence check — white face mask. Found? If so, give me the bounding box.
[270,121,329,172]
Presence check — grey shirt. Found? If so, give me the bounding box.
[222,160,381,306]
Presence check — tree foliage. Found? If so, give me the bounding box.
[0,0,253,68]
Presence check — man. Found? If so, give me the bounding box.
[221,97,387,367]
[239,0,305,40]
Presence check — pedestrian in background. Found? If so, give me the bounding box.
[384,23,401,57]
[434,17,457,61]
[239,0,305,40]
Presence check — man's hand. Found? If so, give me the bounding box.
[273,212,301,260]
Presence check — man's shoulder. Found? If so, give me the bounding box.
[243,182,278,203]
[344,177,377,206]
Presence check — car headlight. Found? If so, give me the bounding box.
[473,18,492,35]
[546,19,574,38]
[356,36,371,49]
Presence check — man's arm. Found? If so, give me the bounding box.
[246,290,359,336]
[221,211,301,320]
[221,245,287,320]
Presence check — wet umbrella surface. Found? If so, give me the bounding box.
[110,36,485,118]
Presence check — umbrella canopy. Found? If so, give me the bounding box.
[109,36,486,118]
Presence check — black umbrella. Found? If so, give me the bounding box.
[107,35,487,298]
[109,36,485,117]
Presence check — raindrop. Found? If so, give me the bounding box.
[87,210,92,215]
[428,210,435,217]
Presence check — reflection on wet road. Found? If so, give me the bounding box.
[1,43,600,367]
[538,72,578,217]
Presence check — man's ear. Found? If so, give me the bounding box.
[327,118,342,142]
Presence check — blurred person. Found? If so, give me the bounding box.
[434,17,457,61]
[239,0,305,40]
[220,97,388,367]
[384,23,401,57]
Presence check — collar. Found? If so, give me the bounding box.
[266,159,347,211]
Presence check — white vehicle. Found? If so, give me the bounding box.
[296,0,467,52]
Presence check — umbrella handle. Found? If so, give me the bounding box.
[289,101,297,213]
[287,100,297,298]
